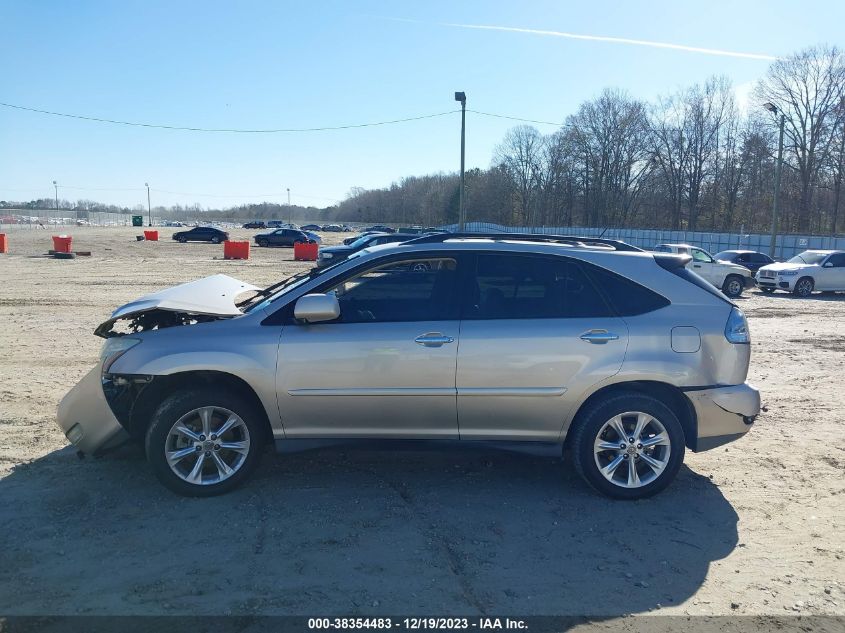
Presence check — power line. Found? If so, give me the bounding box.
[0,101,458,133]
[468,109,568,127]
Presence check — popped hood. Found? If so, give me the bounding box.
[95,274,259,338]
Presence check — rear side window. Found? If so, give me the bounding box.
[467,254,612,319]
[582,264,670,316]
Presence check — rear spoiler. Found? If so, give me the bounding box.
[653,253,692,270]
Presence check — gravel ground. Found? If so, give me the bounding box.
[0,227,843,618]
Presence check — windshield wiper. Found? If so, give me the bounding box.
[236,270,311,308]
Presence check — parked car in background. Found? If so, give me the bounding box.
[57,232,759,499]
[755,250,845,297]
[363,224,395,233]
[316,232,416,268]
[653,244,754,298]
[714,250,774,273]
[300,224,322,231]
[321,224,344,232]
[267,221,297,229]
[166,221,185,227]
[254,228,321,248]
[343,230,380,245]
[242,221,267,229]
[172,226,230,244]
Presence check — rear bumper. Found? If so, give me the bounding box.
[685,383,760,451]
[56,365,128,455]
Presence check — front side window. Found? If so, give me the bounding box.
[468,254,612,319]
[691,248,712,263]
[323,257,459,323]
[826,253,845,267]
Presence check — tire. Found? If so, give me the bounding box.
[793,277,814,298]
[761,287,775,294]
[722,275,744,298]
[177,236,187,243]
[211,236,221,244]
[256,239,267,248]
[571,392,685,500]
[145,388,264,497]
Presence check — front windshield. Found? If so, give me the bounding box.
[788,251,827,265]
[349,235,377,248]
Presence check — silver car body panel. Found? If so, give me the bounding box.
[61,237,760,456]
[57,365,128,454]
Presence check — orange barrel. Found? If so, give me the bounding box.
[0,233,6,253]
[143,230,159,241]
[52,235,73,253]
[294,241,319,261]
[223,240,250,260]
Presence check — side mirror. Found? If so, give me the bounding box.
[823,262,833,268]
[294,293,340,323]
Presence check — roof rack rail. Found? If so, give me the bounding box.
[404,232,643,252]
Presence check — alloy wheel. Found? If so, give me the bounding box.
[593,411,671,489]
[165,406,251,485]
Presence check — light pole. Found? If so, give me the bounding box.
[145,183,152,226]
[763,102,785,259]
[52,180,58,218]
[287,188,291,225]
[455,91,466,231]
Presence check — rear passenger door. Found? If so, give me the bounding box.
[456,253,629,441]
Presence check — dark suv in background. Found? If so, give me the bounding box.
[714,250,774,273]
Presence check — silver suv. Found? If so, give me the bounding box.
[57,233,760,499]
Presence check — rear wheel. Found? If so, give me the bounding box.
[211,236,221,244]
[793,277,814,297]
[145,389,264,497]
[571,392,685,499]
[722,275,744,298]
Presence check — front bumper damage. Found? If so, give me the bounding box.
[685,383,761,451]
[57,366,128,455]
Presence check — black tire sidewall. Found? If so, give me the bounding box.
[145,389,264,497]
[723,275,743,298]
[794,277,814,297]
[572,392,686,500]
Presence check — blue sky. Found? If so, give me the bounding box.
[1,0,842,209]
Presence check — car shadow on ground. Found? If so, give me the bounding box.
[0,443,738,616]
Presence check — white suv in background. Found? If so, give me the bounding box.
[653,244,755,298]
[755,250,845,297]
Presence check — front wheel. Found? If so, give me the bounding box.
[571,392,685,499]
[145,389,264,497]
[793,277,814,297]
[722,275,744,298]
[177,236,187,243]
[256,239,267,247]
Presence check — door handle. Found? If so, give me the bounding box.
[693,264,702,268]
[579,330,619,344]
[414,332,455,347]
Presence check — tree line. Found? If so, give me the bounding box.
[329,45,845,235]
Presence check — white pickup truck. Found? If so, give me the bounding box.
[653,244,756,297]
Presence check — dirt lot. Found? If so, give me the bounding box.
[0,227,843,618]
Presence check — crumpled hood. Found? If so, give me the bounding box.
[110,274,260,320]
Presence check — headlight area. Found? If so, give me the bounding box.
[99,337,142,375]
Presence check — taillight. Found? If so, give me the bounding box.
[724,307,750,344]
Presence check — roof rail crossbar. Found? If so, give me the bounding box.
[404,232,643,252]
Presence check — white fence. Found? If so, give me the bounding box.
[442,222,845,261]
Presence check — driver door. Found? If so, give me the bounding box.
[689,247,718,285]
[818,253,845,290]
[275,254,462,438]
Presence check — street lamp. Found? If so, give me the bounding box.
[763,102,785,259]
[287,188,291,225]
[52,180,58,216]
[455,91,466,231]
[145,183,152,227]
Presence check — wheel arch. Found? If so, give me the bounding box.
[564,380,698,451]
[126,370,273,445]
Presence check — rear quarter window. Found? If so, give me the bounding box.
[583,263,670,316]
